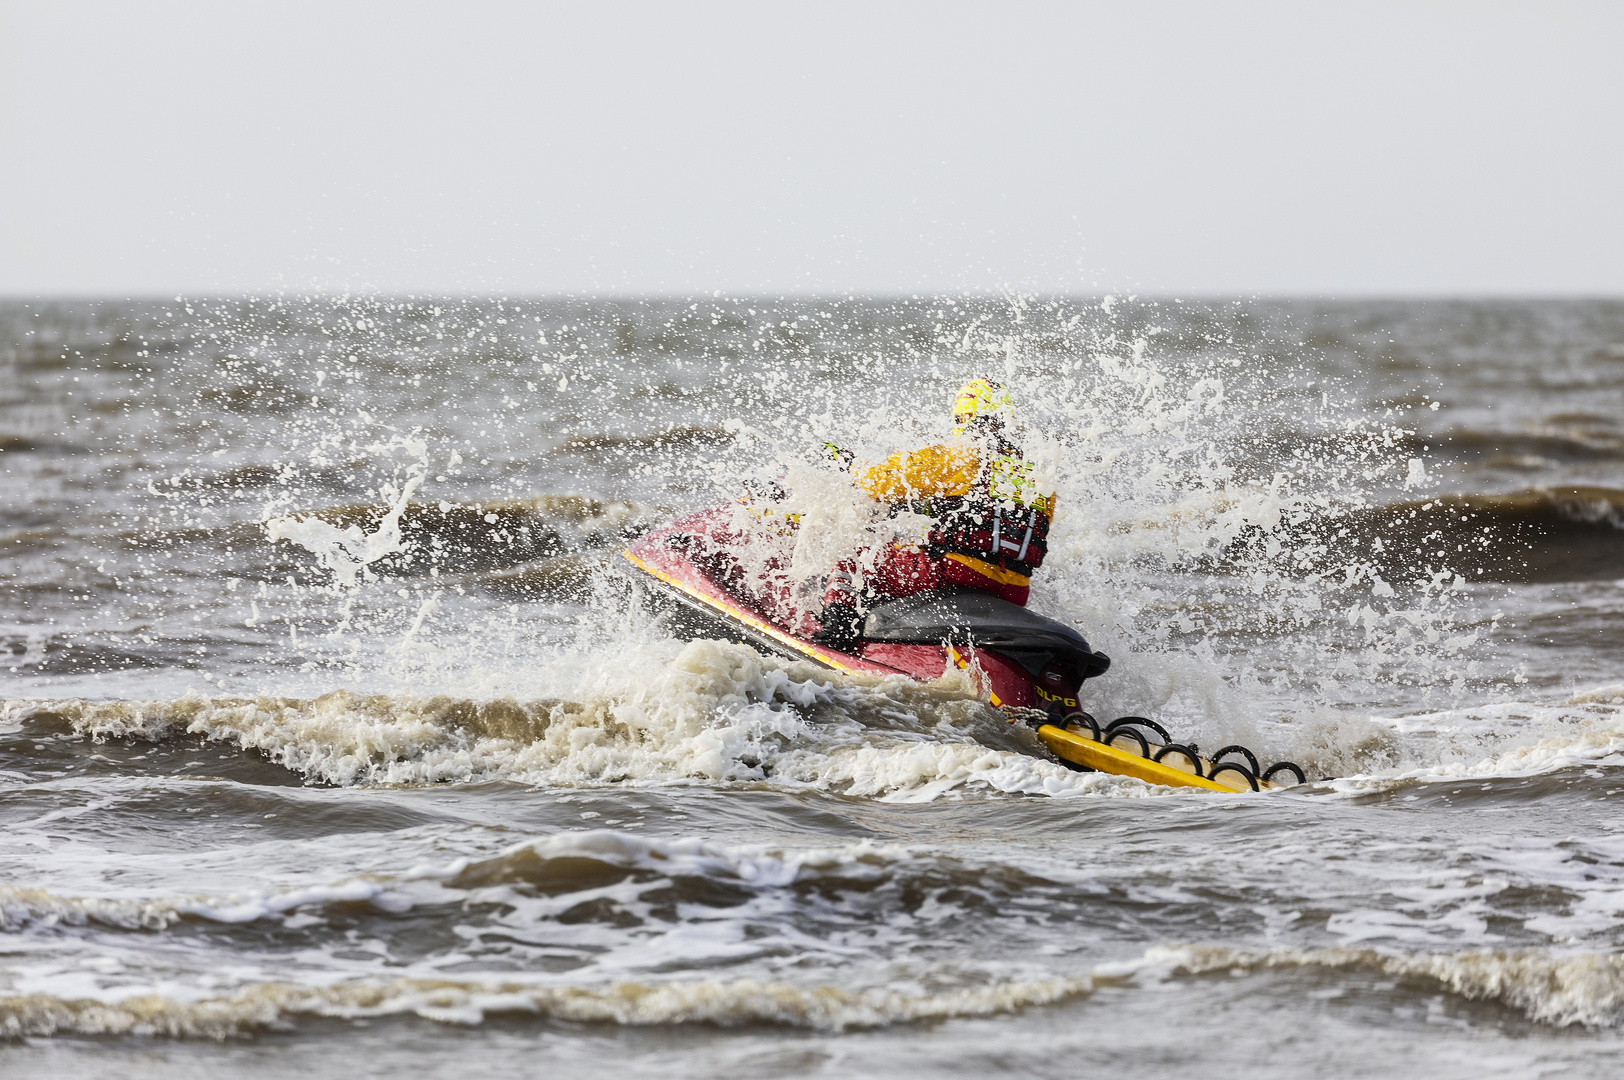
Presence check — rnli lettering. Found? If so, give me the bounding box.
[1034,686,1077,707]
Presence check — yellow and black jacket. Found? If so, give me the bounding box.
[845,436,1056,586]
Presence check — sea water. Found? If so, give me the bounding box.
[3,296,1623,1077]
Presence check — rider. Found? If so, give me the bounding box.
[812,378,1056,650]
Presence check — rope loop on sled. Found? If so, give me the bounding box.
[1060,710,1101,742]
[1211,745,1261,776]
[1262,761,1307,786]
[1105,716,1171,746]
[1207,761,1260,791]
[1152,743,1204,776]
[1105,726,1151,758]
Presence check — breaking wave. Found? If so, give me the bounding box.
[1309,687,1624,794]
[1340,486,1624,583]
[0,830,1061,933]
[9,646,1624,797]
[1442,417,1624,466]
[0,879,409,933]
[0,973,1097,1040]
[0,640,1133,799]
[1150,944,1624,1029]
[1129,485,1624,584]
[7,939,1619,1040]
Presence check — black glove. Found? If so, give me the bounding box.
[811,601,863,650]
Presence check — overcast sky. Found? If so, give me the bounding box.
[1,1,1620,297]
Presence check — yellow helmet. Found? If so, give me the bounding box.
[952,378,1013,430]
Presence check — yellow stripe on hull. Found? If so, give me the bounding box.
[621,549,866,673]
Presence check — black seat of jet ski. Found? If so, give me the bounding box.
[861,588,1111,683]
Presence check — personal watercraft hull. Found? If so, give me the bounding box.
[621,509,1060,705]
[623,508,1281,792]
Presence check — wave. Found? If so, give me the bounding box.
[0,972,1096,1039]
[10,646,1624,796]
[0,830,1051,934]
[1442,414,1624,465]
[1346,486,1624,583]
[0,879,409,933]
[264,494,660,577]
[1177,485,1624,583]
[0,640,1124,799]
[1322,731,1624,798]
[1147,944,1624,1029]
[1,493,649,592]
[6,939,1618,1039]
[1568,685,1624,706]
[0,832,872,932]
[1298,688,1624,794]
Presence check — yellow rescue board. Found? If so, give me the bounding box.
[1036,723,1270,792]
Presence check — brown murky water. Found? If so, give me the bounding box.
[4,297,1624,1077]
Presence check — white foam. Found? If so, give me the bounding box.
[1319,694,1624,793]
[2,639,1168,800]
[0,971,1099,1039]
[0,879,411,933]
[1570,684,1624,706]
[263,434,428,589]
[1146,944,1624,1028]
[7,938,1618,1038]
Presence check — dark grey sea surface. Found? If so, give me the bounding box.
[2,296,1623,1077]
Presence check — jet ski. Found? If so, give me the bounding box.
[623,503,1304,792]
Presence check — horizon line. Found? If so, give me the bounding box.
[3,290,1622,304]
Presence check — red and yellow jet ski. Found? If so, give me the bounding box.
[623,505,1304,792]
